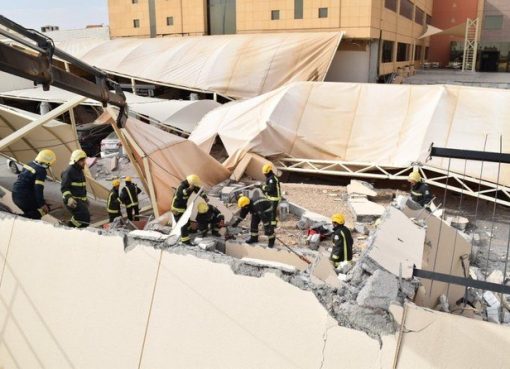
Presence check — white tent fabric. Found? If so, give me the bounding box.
[190,82,510,186]
[419,23,466,39]
[55,33,343,99]
[0,87,219,133]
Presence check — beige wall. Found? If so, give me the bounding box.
[108,0,151,38]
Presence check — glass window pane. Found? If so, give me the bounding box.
[384,0,397,12]
[319,8,328,18]
[166,16,174,26]
[415,7,424,25]
[294,0,303,19]
[400,0,414,21]
[397,42,410,61]
[271,10,280,20]
[382,40,394,63]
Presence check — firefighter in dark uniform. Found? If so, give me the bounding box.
[12,149,56,219]
[171,174,207,245]
[261,163,281,227]
[106,179,122,222]
[196,202,224,237]
[408,171,433,207]
[329,213,353,268]
[61,149,90,228]
[120,176,141,221]
[231,194,276,248]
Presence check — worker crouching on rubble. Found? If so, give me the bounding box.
[106,179,122,223]
[61,150,90,228]
[195,202,224,237]
[231,195,276,248]
[261,163,281,227]
[172,174,207,245]
[120,176,141,221]
[408,171,433,207]
[330,214,353,269]
[12,149,56,219]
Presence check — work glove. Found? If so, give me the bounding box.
[66,197,78,209]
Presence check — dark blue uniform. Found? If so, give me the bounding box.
[61,164,90,228]
[12,161,48,219]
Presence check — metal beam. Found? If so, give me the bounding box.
[0,96,85,152]
[429,146,510,164]
[413,268,510,295]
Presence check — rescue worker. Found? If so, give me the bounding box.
[329,213,353,268]
[12,149,56,219]
[171,174,207,245]
[408,171,433,207]
[120,176,141,221]
[106,179,122,222]
[231,194,276,248]
[61,149,90,228]
[195,202,224,237]
[261,163,281,227]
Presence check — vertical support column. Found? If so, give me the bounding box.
[131,78,137,95]
[148,0,157,38]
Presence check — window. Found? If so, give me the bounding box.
[132,0,138,3]
[294,0,303,19]
[382,40,394,63]
[166,16,174,26]
[384,0,397,12]
[271,10,280,20]
[397,42,409,61]
[400,0,413,21]
[318,8,328,18]
[415,7,424,25]
[133,19,140,28]
[426,14,432,25]
[415,45,422,61]
[484,15,503,30]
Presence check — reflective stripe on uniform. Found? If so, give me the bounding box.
[411,190,423,197]
[70,217,82,227]
[331,255,340,260]
[253,199,270,206]
[250,232,258,236]
[126,187,138,207]
[71,182,87,187]
[35,180,45,186]
[62,191,72,199]
[74,196,88,201]
[340,230,348,262]
[23,164,35,174]
[172,207,185,213]
[107,209,120,214]
[267,196,280,201]
[181,236,190,242]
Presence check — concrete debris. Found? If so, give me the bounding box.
[129,230,170,242]
[354,222,369,235]
[334,303,395,338]
[347,180,377,197]
[446,216,469,231]
[195,238,217,251]
[484,291,500,307]
[356,269,398,310]
[241,258,297,273]
[435,294,450,313]
[486,305,501,324]
[348,196,385,222]
[109,156,118,171]
[486,270,504,284]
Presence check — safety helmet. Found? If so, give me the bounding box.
[186,174,201,187]
[125,176,132,182]
[112,179,120,187]
[237,196,250,208]
[69,149,87,165]
[408,171,422,183]
[197,202,209,214]
[262,163,273,174]
[331,213,345,225]
[35,149,56,167]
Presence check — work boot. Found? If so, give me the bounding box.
[246,236,259,244]
[267,238,275,248]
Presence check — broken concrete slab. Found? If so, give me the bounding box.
[208,196,233,223]
[366,207,425,279]
[109,156,118,171]
[356,269,398,310]
[129,230,170,242]
[347,180,377,197]
[348,197,385,222]
[486,270,504,284]
[310,253,342,289]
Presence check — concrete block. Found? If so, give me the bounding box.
[348,197,385,222]
[240,258,297,273]
[129,230,170,241]
[109,156,118,171]
[347,180,376,197]
[354,222,368,235]
[220,186,237,202]
[487,270,504,285]
[356,269,398,311]
[487,305,501,324]
[484,291,500,307]
[198,239,217,251]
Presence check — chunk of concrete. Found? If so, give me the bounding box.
[109,156,118,171]
[486,270,504,285]
[348,197,385,222]
[356,269,398,310]
[487,305,501,324]
[347,180,377,197]
[129,230,170,241]
[484,291,500,307]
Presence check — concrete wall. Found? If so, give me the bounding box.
[325,48,371,82]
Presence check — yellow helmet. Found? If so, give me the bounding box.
[331,213,345,225]
[238,196,250,208]
[35,149,56,167]
[125,176,132,182]
[186,174,201,187]
[197,202,209,214]
[408,171,422,183]
[69,149,87,164]
[112,179,120,187]
[262,163,273,174]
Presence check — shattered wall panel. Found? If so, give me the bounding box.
[56,33,343,99]
[0,216,161,369]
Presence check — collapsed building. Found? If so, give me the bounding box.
[0,19,509,368]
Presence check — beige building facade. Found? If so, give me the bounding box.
[108,0,433,81]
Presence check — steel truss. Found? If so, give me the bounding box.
[275,157,510,206]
